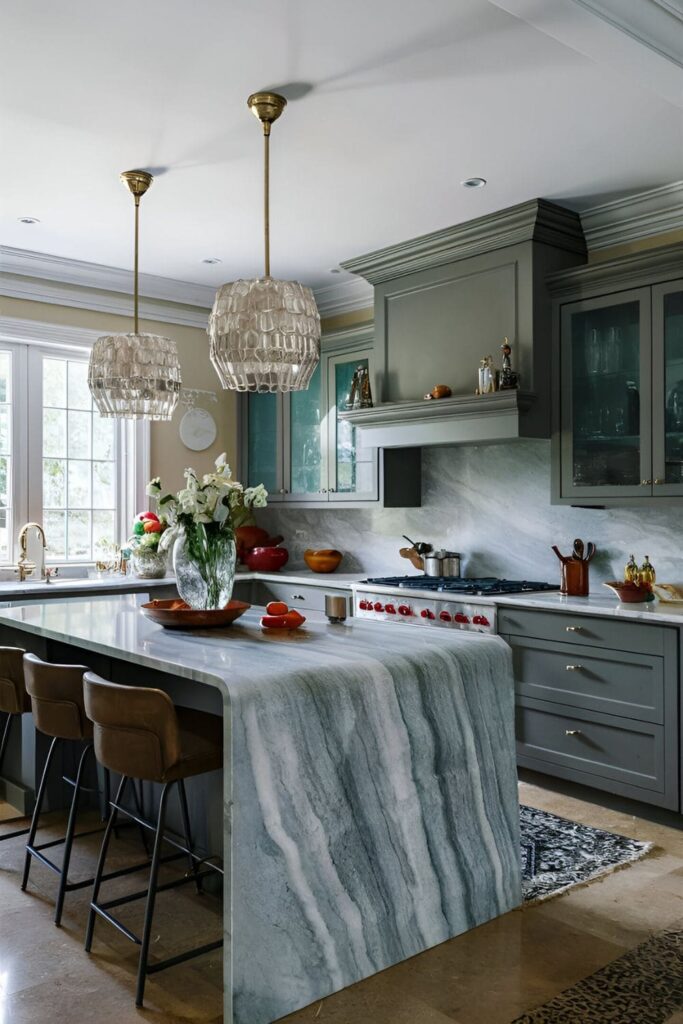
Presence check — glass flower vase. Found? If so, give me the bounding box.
[173,524,236,610]
[131,547,167,579]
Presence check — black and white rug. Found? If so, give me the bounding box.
[520,804,653,904]
[510,927,683,1023]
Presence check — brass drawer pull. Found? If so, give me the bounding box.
[291,594,305,601]
[565,664,583,671]
[565,625,582,632]
[565,729,582,736]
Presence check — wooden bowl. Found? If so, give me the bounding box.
[603,581,652,603]
[141,598,251,629]
[303,548,343,573]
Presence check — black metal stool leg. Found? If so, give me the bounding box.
[178,780,202,894]
[21,736,59,891]
[85,774,127,953]
[136,780,174,1008]
[101,768,110,823]
[0,711,13,772]
[54,743,93,927]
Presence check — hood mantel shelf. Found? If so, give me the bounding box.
[339,390,538,448]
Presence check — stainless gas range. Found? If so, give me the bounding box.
[352,576,560,633]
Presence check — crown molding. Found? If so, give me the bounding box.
[569,0,683,69]
[547,241,683,296]
[0,315,102,350]
[579,180,683,251]
[313,276,374,316]
[340,200,586,285]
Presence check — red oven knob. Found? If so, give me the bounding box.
[439,611,452,622]
[479,615,490,627]
[359,600,368,610]
[420,609,435,620]
[385,604,396,614]
[398,605,412,616]
[454,613,469,623]
[373,602,383,612]
[472,615,482,624]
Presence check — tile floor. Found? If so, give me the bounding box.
[0,780,681,1024]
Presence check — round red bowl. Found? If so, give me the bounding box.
[245,546,289,572]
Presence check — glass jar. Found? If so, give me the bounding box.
[131,547,167,579]
[173,525,236,610]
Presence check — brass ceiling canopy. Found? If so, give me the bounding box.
[247,92,287,136]
[119,169,153,200]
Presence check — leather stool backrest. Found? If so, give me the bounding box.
[0,647,29,715]
[23,653,92,741]
[83,672,181,781]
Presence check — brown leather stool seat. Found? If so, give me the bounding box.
[22,653,109,926]
[83,672,223,1008]
[0,647,31,843]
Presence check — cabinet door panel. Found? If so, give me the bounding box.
[652,280,683,496]
[245,392,284,501]
[285,360,325,501]
[560,289,651,499]
[327,351,378,502]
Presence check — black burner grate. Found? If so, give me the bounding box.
[363,575,560,596]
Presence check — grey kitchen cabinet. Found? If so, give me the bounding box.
[241,324,421,508]
[499,605,679,810]
[232,577,351,616]
[549,245,683,505]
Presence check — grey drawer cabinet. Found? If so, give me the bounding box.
[501,605,679,811]
[233,578,351,615]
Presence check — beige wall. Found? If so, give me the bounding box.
[0,295,239,492]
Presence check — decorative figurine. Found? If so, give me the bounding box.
[424,384,452,400]
[499,338,520,390]
[476,355,497,395]
[345,365,373,409]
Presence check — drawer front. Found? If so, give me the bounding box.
[516,697,666,797]
[498,606,665,656]
[509,637,664,723]
[256,581,351,614]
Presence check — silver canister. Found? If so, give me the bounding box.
[424,550,461,577]
[325,594,348,622]
[423,554,443,577]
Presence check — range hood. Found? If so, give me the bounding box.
[339,199,586,448]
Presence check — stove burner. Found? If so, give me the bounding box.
[363,575,560,597]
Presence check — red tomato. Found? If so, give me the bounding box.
[266,601,289,616]
[260,614,290,629]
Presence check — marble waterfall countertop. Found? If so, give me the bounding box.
[0,596,521,1024]
[494,590,683,626]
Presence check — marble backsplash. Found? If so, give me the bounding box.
[258,440,683,591]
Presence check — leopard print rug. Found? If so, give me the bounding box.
[521,805,653,903]
[511,929,683,1023]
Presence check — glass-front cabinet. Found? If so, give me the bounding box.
[652,281,683,495]
[242,326,390,506]
[556,267,683,504]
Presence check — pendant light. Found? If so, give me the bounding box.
[88,170,182,419]
[208,92,321,393]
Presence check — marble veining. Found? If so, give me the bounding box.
[259,440,683,589]
[0,598,521,1024]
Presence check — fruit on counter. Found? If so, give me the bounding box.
[245,545,289,571]
[265,601,289,616]
[303,548,343,573]
[260,604,306,630]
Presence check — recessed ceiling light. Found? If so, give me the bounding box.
[461,178,487,189]
[18,216,40,224]
[202,257,222,264]
[328,267,342,274]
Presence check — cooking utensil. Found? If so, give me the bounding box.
[552,545,570,564]
[402,535,433,556]
[424,550,461,577]
[585,542,596,562]
[399,547,425,572]
[573,538,584,560]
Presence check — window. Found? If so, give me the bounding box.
[0,326,148,565]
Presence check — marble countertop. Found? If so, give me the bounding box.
[494,590,683,626]
[0,574,175,600]
[235,568,363,589]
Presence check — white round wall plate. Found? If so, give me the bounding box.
[179,407,217,451]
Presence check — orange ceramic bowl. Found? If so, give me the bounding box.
[603,581,652,603]
[303,548,343,573]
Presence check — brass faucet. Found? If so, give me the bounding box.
[17,522,47,581]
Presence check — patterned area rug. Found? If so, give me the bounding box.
[520,805,653,903]
[511,928,683,1023]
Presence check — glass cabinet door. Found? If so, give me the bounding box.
[652,280,683,495]
[560,289,652,499]
[327,351,378,502]
[284,360,325,501]
[245,392,284,501]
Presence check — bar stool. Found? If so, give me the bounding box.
[22,653,110,926]
[83,672,223,1008]
[0,646,31,842]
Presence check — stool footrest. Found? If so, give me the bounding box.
[147,938,223,975]
[0,825,30,842]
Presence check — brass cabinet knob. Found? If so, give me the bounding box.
[565,664,583,671]
[565,729,582,736]
[565,625,582,632]
[641,479,653,485]
[654,479,665,485]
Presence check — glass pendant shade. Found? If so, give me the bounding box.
[208,276,320,393]
[88,332,182,419]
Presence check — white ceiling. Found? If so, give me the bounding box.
[1,0,682,294]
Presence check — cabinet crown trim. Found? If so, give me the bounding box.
[340,200,586,285]
[547,242,683,298]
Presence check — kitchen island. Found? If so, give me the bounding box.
[0,596,521,1024]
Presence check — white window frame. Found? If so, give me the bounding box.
[0,317,150,566]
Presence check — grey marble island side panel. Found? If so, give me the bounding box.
[0,599,521,1024]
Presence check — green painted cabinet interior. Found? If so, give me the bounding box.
[550,245,683,505]
[241,325,421,508]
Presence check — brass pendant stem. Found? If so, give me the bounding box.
[134,196,140,333]
[263,128,270,278]
[119,170,153,334]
